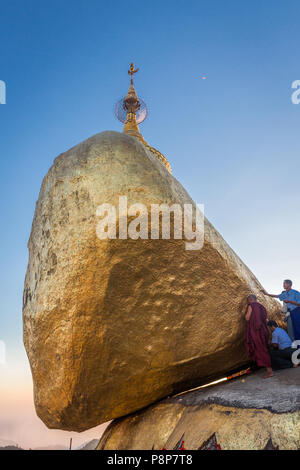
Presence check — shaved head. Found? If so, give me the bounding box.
[248,294,257,302]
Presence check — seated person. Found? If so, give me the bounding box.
[267,320,297,370]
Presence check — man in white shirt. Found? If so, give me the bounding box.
[262,279,300,340]
[267,320,297,370]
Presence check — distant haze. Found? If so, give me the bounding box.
[0,352,108,449]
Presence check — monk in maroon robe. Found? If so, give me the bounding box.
[245,294,274,379]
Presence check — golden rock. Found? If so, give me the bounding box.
[23,130,281,431]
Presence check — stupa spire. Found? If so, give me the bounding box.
[128,62,139,85]
[123,63,141,137]
[115,62,171,173]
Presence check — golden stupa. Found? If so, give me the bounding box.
[121,62,171,174]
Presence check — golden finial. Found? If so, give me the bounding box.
[115,62,171,173]
[128,62,139,84]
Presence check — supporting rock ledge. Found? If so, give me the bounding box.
[97,367,300,450]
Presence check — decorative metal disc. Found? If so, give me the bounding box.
[115,98,148,124]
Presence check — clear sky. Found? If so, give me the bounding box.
[0,0,300,448]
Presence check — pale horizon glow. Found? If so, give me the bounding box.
[0,352,109,449]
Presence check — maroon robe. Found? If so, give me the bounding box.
[245,301,271,368]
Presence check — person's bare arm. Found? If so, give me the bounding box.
[261,289,279,298]
[245,305,252,321]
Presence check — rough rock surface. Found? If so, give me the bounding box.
[23,130,281,431]
[97,368,300,450]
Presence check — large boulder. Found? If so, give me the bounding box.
[23,131,281,431]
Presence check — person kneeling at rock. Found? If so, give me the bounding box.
[245,294,274,379]
[267,320,298,370]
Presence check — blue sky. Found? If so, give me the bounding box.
[0,0,300,447]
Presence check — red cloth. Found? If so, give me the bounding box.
[245,301,271,368]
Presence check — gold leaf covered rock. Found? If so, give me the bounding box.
[23,130,281,431]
